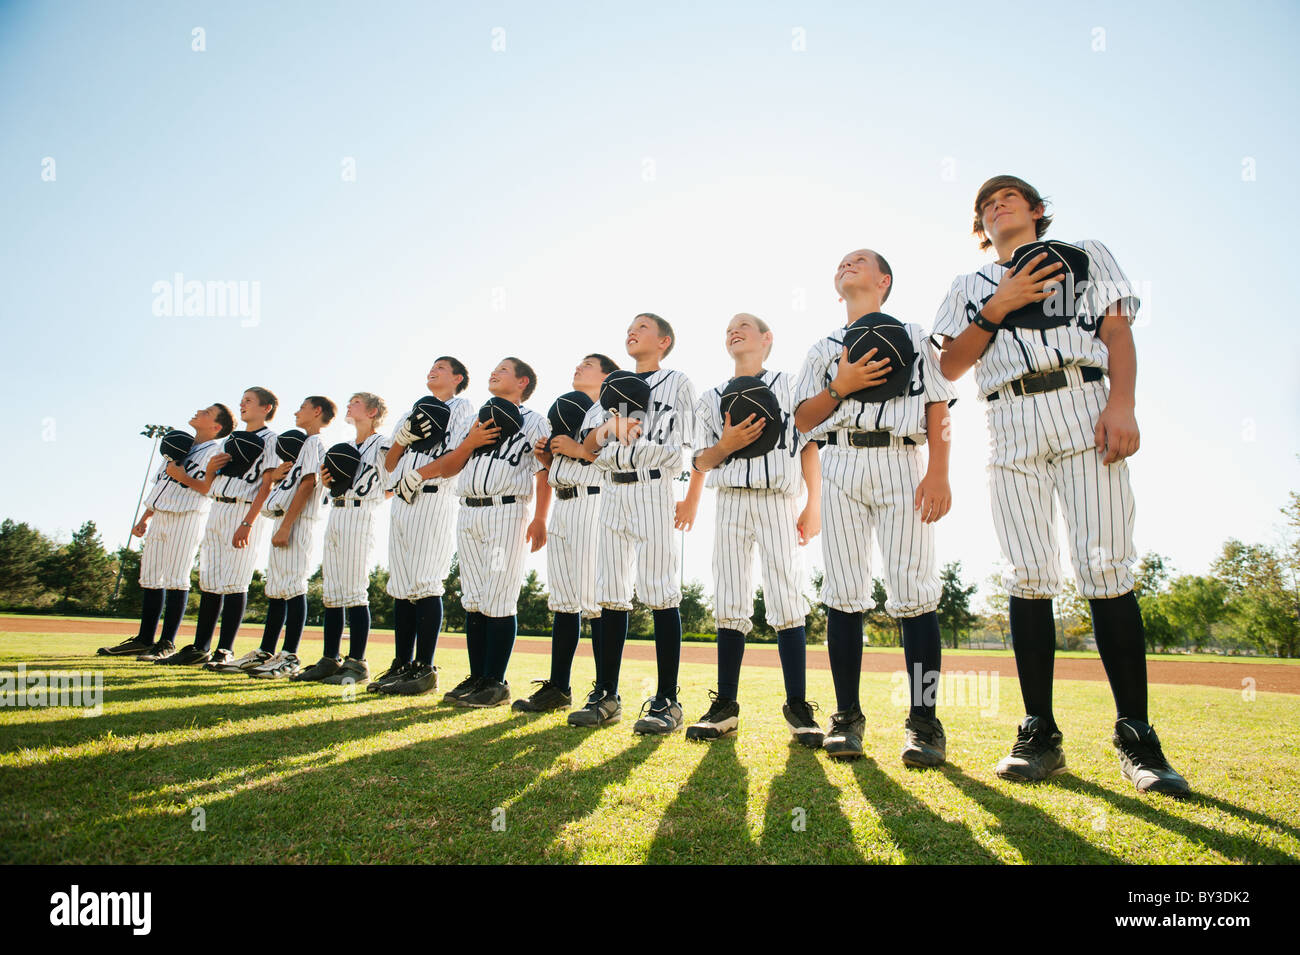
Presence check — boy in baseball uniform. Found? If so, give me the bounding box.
[155,387,280,667]
[570,314,699,734]
[100,403,234,659]
[933,174,1188,795]
[237,396,336,679]
[514,353,619,713]
[794,252,958,763]
[681,314,825,745]
[371,356,475,696]
[294,393,390,685]
[427,358,550,708]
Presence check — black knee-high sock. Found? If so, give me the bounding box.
[260,598,287,653]
[216,592,247,652]
[160,589,189,644]
[588,615,604,689]
[465,611,487,676]
[599,609,628,693]
[716,628,745,702]
[653,608,682,700]
[1009,596,1056,726]
[1089,592,1148,723]
[193,591,224,652]
[283,594,307,655]
[901,611,942,720]
[347,605,371,660]
[549,612,581,690]
[323,607,344,659]
[393,598,416,663]
[415,595,443,666]
[776,626,807,704]
[826,608,864,713]
[137,588,164,642]
[484,615,517,683]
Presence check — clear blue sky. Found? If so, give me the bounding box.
[2,1,1297,606]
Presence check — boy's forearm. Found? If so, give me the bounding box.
[281,475,317,527]
[800,443,822,501]
[924,402,951,476]
[793,392,837,434]
[242,475,276,524]
[1100,309,1137,408]
[384,443,406,473]
[938,323,995,382]
[692,441,730,473]
[533,473,552,522]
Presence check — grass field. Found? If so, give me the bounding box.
[2,630,1298,864]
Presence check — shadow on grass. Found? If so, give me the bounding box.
[645,737,751,864]
[1058,777,1300,864]
[942,765,1124,864]
[760,743,867,864]
[850,760,1001,864]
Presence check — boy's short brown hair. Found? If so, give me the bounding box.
[639,313,675,357]
[247,386,278,421]
[212,403,235,438]
[506,357,538,402]
[973,175,1053,251]
[436,356,470,394]
[306,395,337,424]
[586,353,620,374]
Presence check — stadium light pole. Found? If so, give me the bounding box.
[111,424,171,603]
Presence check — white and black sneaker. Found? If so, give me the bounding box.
[823,704,866,760]
[901,714,947,768]
[633,695,685,736]
[98,635,155,657]
[248,651,301,679]
[201,648,236,671]
[567,685,622,728]
[685,691,739,741]
[207,648,271,673]
[782,700,824,749]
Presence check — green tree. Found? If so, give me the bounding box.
[1161,575,1228,652]
[442,556,465,632]
[42,521,113,611]
[805,569,827,645]
[1055,579,1093,650]
[679,579,713,635]
[0,519,56,607]
[1213,539,1299,657]
[935,562,977,649]
[108,546,145,617]
[1134,552,1172,596]
[245,571,268,623]
[981,571,1009,649]
[517,570,550,634]
[306,566,326,626]
[864,578,896,646]
[366,566,393,629]
[751,587,775,640]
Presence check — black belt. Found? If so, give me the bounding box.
[825,431,914,448]
[331,498,364,508]
[214,496,244,504]
[421,484,439,494]
[611,469,661,484]
[556,486,601,501]
[987,365,1102,401]
[465,495,517,507]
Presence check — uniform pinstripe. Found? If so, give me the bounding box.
[794,324,956,618]
[322,432,386,608]
[585,368,697,611]
[263,434,324,600]
[200,426,279,595]
[139,439,219,590]
[933,239,1139,599]
[386,397,475,600]
[546,451,603,619]
[696,370,807,634]
[455,407,549,618]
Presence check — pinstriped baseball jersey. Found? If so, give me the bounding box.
[211,426,280,502]
[931,239,1140,394]
[144,440,220,513]
[456,407,550,498]
[583,368,698,475]
[549,444,600,489]
[264,434,324,517]
[694,369,805,494]
[334,433,388,506]
[793,323,957,442]
[385,396,476,490]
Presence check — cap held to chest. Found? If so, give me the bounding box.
[599,369,651,418]
[160,430,194,464]
[476,396,523,454]
[275,429,306,463]
[547,390,594,451]
[1003,240,1091,330]
[841,313,917,402]
[719,376,781,459]
[408,395,451,454]
[322,442,362,498]
[219,430,265,476]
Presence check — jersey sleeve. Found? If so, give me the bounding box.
[527,412,551,475]
[448,400,476,448]
[299,438,323,478]
[693,390,722,466]
[916,330,958,407]
[674,374,699,451]
[774,373,809,452]
[1080,239,1140,327]
[792,341,831,414]
[932,275,970,341]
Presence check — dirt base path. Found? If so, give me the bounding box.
[6,616,1295,695]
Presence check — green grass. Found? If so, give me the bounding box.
[2,632,1297,864]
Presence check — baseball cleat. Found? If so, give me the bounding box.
[685,691,739,741]
[137,641,177,662]
[202,648,235,670]
[248,651,301,679]
[367,658,411,693]
[321,656,370,686]
[291,656,343,682]
[207,649,270,673]
[1113,718,1190,796]
[823,705,866,760]
[901,714,947,768]
[380,663,439,696]
[462,678,510,708]
[511,679,572,713]
[157,644,211,666]
[99,636,155,656]
[782,700,824,749]
[567,685,622,728]
[995,716,1067,782]
[442,674,481,704]
[633,695,684,736]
